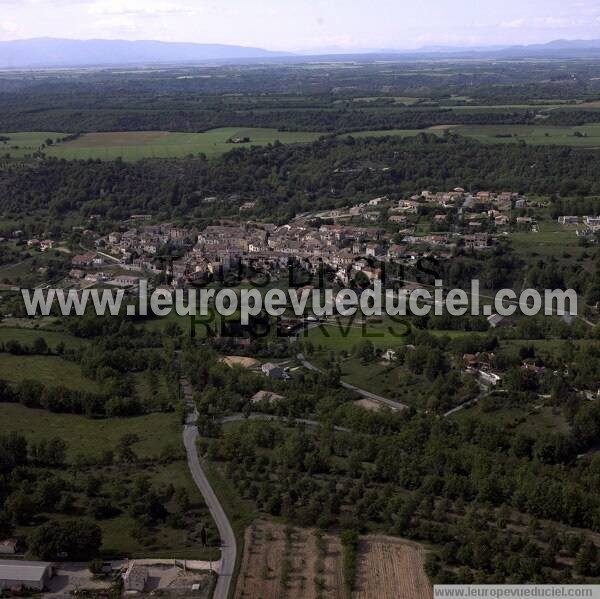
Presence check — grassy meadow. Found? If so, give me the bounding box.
[0,132,63,158]
[41,128,323,160]
[345,122,600,147]
[0,353,99,391]
[0,326,86,350]
[0,403,220,559]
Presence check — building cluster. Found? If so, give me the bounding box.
[558,215,600,239]
[53,190,541,288]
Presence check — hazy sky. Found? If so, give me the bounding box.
[1,0,600,52]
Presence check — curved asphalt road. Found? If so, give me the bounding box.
[181,378,236,599]
[218,412,350,432]
[297,352,409,411]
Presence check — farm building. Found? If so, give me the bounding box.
[0,559,53,591]
[261,363,289,380]
[0,540,19,555]
[123,563,149,592]
[251,390,286,404]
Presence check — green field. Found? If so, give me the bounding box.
[0,327,86,350]
[0,353,99,391]
[303,318,482,352]
[347,126,449,140]
[451,399,570,435]
[0,402,177,460]
[0,132,63,158]
[457,123,600,146]
[38,128,323,160]
[1,404,220,559]
[347,123,600,147]
[509,217,589,262]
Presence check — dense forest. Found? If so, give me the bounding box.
[2,60,600,133]
[3,136,600,226]
[183,344,600,584]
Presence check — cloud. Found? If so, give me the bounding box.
[0,19,19,33]
[499,19,527,29]
[89,0,197,17]
[537,16,572,29]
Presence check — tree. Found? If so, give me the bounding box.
[29,520,102,561]
[32,336,49,355]
[575,540,598,576]
[355,339,375,363]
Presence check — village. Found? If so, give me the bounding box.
[49,188,596,293]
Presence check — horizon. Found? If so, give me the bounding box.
[4,34,600,56]
[1,0,600,54]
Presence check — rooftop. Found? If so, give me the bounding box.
[0,559,52,582]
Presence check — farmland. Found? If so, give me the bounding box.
[354,536,432,599]
[0,131,63,157]
[233,521,432,599]
[41,128,323,160]
[0,326,86,350]
[0,402,179,462]
[347,123,600,146]
[235,519,344,599]
[0,353,100,391]
[1,403,220,559]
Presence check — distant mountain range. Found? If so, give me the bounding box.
[3,37,600,69]
[0,38,291,68]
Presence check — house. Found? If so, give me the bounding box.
[487,313,505,328]
[27,239,40,248]
[516,217,533,226]
[463,354,479,368]
[112,275,140,287]
[71,253,95,267]
[463,234,489,250]
[365,243,382,257]
[387,244,406,259]
[0,559,53,591]
[479,370,502,386]
[381,349,397,361]
[558,216,579,225]
[69,269,86,280]
[40,240,54,252]
[251,390,286,404]
[123,563,148,592]
[362,211,380,222]
[261,363,288,380]
[584,216,600,228]
[0,539,19,555]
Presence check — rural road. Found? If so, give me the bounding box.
[443,386,491,417]
[218,412,350,432]
[181,378,237,599]
[297,352,409,411]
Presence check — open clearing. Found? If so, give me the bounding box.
[347,123,600,146]
[234,521,431,599]
[0,131,63,157]
[221,355,261,369]
[0,402,180,460]
[354,536,432,599]
[43,128,323,160]
[0,326,86,350]
[0,353,100,391]
[235,519,344,599]
[1,403,220,559]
